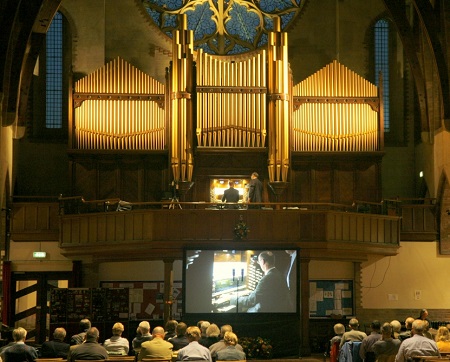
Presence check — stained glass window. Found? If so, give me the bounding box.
[142,0,304,55]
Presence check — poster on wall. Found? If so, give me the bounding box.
[309,280,353,318]
[100,281,183,320]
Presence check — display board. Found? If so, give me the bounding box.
[50,288,129,323]
[309,280,353,318]
[100,281,183,320]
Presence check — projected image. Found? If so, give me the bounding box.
[184,249,297,314]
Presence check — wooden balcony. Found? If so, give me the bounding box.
[9,198,437,262]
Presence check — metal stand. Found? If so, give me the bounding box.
[169,196,182,209]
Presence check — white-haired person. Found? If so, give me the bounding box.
[132,321,153,356]
[395,319,440,362]
[104,322,130,355]
[40,327,70,358]
[199,323,220,348]
[1,327,38,362]
[216,332,246,361]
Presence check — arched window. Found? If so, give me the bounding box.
[371,16,407,146]
[374,19,390,133]
[46,11,63,129]
[31,11,70,139]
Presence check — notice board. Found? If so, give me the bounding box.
[50,288,129,323]
[100,281,183,321]
[309,280,353,318]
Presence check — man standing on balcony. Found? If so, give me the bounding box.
[248,172,262,208]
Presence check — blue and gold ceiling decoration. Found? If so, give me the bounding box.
[142,0,305,55]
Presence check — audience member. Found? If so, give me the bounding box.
[237,251,292,312]
[132,321,153,355]
[372,322,401,362]
[169,322,189,351]
[216,332,246,361]
[138,326,173,361]
[176,326,212,362]
[395,319,440,362]
[200,321,211,339]
[67,327,109,362]
[1,327,38,362]
[70,318,91,345]
[435,326,450,352]
[423,320,433,340]
[360,320,381,362]
[329,323,345,362]
[103,322,130,355]
[398,317,415,342]
[418,309,430,322]
[209,325,243,357]
[40,327,70,358]
[390,320,402,339]
[340,318,367,348]
[199,324,220,348]
[165,320,178,340]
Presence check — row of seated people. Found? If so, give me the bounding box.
[331,312,448,362]
[0,318,245,362]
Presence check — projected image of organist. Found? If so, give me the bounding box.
[185,249,296,314]
[233,251,293,312]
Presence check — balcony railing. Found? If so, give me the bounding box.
[9,196,437,260]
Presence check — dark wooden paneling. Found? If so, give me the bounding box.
[336,170,354,204]
[314,170,333,203]
[98,161,118,199]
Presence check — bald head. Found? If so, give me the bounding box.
[152,326,165,339]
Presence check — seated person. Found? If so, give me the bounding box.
[216,332,246,361]
[329,323,345,362]
[169,322,189,351]
[70,318,91,346]
[222,181,240,208]
[210,325,244,357]
[67,327,109,362]
[236,251,292,312]
[165,320,178,340]
[103,322,130,355]
[199,324,220,348]
[138,326,173,361]
[372,323,401,362]
[435,326,450,352]
[132,321,153,355]
[395,319,440,362]
[1,327,38,362]
[339,318,367,348]
[40,327,70,358]
[176,326,212,362]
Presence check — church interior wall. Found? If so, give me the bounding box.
[4,0,450,341]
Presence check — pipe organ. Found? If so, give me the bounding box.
[73,57,166,150]
[292,60,383,152]
[70,20,384,195]
[195,49,267,149]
